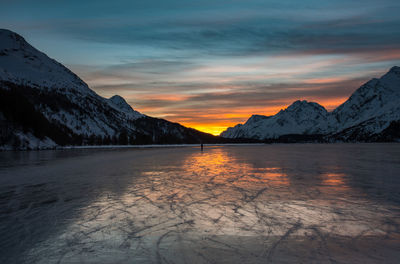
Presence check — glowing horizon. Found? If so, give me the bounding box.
[145,96,349,135]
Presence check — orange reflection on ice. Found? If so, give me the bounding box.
[183,148,233,180]
[261,167,289,186]
[320,172,349,192]
[183,148,289,189]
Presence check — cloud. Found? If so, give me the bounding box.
[37,10,398,59]
[5,1,400,59]
[97,75,367,118]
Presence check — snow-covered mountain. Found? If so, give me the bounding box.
[329,66,400,141]
[0,29,218,149]
[221,67,400,142]
[0,29,94,96]
[108,95,144,120]
[221,100,332,139]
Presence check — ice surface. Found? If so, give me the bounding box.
[1,144,400,263]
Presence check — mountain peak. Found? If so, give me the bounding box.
[108,95,143,119]
[286,100,327,113]
[382,66,400,86]
[287,100,308,109]
[293,99,307,104]
[245,114,270,124]
[388,66,400,74]
[110,95,129,105]
[0,29,24,40]
[330,66,400,132]
[221,99,330,139]
[0,29,29,52]
[0,28,92,94]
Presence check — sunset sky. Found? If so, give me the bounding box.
[1,0,400,135]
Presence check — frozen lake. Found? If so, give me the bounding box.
[1,144,400,263]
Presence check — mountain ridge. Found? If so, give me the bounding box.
[221,99,333,139]
[221,67,400,142]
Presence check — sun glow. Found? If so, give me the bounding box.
[180,97,348,135]
[184,123,234,136]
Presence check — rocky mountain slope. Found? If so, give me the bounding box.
[0,29,220,149]
[221,66,400,142]
[329,66,400,141]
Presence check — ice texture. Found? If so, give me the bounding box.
[1,144,400,263]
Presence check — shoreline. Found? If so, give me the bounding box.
[1,142,398,151]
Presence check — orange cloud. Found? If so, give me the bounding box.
[138,94,192,102]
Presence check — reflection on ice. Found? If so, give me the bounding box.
[321,172,346,186]
[0,144,400,263]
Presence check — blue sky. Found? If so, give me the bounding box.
[1,0,400,134]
